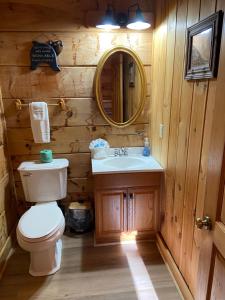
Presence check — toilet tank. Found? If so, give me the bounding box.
[18,159,69,202]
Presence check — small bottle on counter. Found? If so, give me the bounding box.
[143,137,150,156]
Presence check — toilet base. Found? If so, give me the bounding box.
[29,239,63,277]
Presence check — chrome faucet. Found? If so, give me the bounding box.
[114,147,128,156]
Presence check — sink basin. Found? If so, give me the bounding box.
[91,153,164,174]
[103,157,144,169]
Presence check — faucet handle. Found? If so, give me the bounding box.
[114,148,119,156]
[122,147,128,156]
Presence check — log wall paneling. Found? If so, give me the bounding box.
[7,124,148,155]
[0,1,153,32]
[0,88,17,276]
[152,0,177,243]
[0,66,151,99]
[152,0,225,297]
[171,0,200,274]
[0,32,152,66]
[163,0,188,260]
[0,0,152,212]
[3,97,150,127]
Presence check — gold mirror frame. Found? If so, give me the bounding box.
[95,46,147,128]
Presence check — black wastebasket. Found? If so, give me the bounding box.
[65,201,93,233]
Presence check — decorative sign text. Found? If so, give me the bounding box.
[30,41,63,71]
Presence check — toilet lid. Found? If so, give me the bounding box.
[18,203,63,239]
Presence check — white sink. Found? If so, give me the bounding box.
[103,157,144,169]
[91,152,163,174]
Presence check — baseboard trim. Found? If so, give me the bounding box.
[156,233,193,300]
[0,228,16,280]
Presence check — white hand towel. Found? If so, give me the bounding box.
[29,102,50,143]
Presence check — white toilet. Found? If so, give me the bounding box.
[16,158,69,276]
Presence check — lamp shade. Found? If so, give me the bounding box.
[127,6,151,30]
[96,5,120,29]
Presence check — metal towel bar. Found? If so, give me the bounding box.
[15,98,67,111]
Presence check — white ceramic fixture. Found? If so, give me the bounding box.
[91,148,163,174]
[17,159,69,276]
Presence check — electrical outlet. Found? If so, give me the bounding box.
[159,124,164,138]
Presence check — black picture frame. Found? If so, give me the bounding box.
[185,10,223,80]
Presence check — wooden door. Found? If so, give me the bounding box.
[196,149,225,299]
[207,153,225,299]
[127,187,159,239]
[95,188,127,243]
[195,3,225,297]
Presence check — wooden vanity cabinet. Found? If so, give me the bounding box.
[95,188,127,243]
[94,172,161,244]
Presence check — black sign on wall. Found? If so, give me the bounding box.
[30,40,63,71]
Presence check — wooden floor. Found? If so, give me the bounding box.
[0,233,182,300]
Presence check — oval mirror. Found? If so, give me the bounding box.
[95,47,146,127]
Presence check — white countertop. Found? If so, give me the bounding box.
[91,148,164,175]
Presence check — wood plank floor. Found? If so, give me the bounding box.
[0,233,182,300]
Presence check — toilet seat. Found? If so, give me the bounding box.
[18,202,64,242]
[17,218,65,244]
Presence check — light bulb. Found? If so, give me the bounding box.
[127,21,151,30]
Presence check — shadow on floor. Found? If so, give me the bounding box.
[0,233,181,300]
[0,246,47,300]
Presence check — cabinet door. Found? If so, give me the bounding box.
[95,189,127,243]
[128,187,159,239]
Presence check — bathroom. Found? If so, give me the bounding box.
[0,0,225,299]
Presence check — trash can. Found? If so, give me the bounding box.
[65,201,93,233]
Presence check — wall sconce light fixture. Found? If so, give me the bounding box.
[96,4,120,29]
[96,3,151,30]
[127,4,151,30]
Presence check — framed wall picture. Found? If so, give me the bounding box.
[185,10,223,80]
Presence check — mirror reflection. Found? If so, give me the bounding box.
[99,51,142,123]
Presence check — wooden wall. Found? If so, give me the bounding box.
[0,88,17,276]
[0,0,153,214]
[151,0,225,297]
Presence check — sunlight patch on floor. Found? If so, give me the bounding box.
[121,239,159,300]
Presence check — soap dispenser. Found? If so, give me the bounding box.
[143,137,150,156]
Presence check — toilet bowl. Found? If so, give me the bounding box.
[17,201,65,276]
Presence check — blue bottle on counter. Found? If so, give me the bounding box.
[143,137,150,156]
